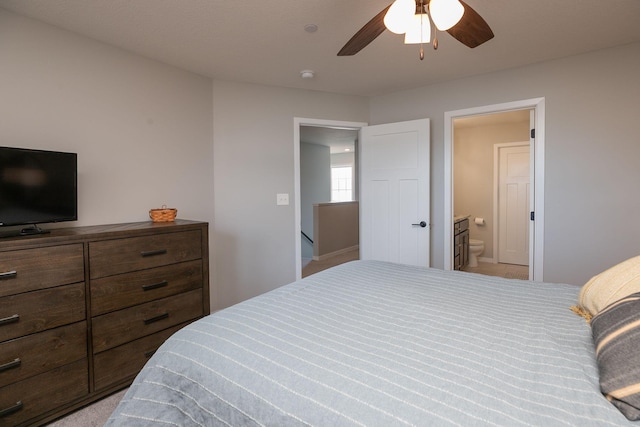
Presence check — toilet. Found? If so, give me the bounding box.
[468,239,484,268]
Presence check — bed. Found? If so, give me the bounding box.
[106,260,639,426]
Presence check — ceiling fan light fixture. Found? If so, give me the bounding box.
[337,0,492,57]
[383,0,415,34]
[404,13,431,44]
[429,0,464,31]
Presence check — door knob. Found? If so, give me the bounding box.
[412,221,427,228]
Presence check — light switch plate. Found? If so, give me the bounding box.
[276,193,289,206]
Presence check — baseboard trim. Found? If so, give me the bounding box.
[313,245,359,262]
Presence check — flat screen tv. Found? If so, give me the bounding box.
[0,146,77,235]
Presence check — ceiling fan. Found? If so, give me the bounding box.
[338,0,494,57]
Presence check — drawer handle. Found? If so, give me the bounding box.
[142,280,168,291]
[0,401,23,418]
[0,270,17,280]
[144,313,169,325]
[140,249,167,257]
[144,349,157,359]
[0,314,19,326]
[0,358,21,373]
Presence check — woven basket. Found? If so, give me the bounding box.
[149,205,177,222]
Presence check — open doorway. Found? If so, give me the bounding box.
[300,126,359,277]
[444,98,546,281]
[453,111,530,279]
[293,118,367,279]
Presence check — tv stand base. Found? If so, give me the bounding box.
[19,225,51,236]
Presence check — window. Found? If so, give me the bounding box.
[331,166,352,202]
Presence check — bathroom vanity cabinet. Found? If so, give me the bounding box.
[454,217,469,270]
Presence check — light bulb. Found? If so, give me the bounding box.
[429,0,464,31]
[383,0,415,34]
[404,14,431,44]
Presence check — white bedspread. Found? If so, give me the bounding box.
[107,260,633,426]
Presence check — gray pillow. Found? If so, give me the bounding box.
[591,292,640,420]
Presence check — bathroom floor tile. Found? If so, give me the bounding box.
[465,262,530,280]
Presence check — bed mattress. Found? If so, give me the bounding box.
[106,260,633,426]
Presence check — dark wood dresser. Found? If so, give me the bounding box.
[0,220,209,426]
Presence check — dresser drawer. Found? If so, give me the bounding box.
[0,283,85,343]
[93,322,188,391]
[89,230,202,279]
[0,322,86,388]
[92,289,203,353]
[91,260,202,316]
[0,244,84,298]
[0,358,88,426]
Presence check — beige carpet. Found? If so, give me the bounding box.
[302,248,359,277]
[46,388,127,426]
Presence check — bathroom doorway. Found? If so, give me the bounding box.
[444,98,546,281]
[453,112,530,276]
[293,118,367,279]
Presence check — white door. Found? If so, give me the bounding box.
[360,119,430,267]
[498,144,529,265]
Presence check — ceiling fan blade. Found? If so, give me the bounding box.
[338,4,392,56]
[446,0,494,48]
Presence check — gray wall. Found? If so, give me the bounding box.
[212,80,369,309]
[0,8,369,312]
[4,6,639,308]
[0,10,213,228]
[371,42,640,286]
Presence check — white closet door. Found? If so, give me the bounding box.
[498,144,530,265]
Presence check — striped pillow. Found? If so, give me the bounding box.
[591,292,640,420]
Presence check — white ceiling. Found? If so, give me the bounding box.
[1,0,639,97]
[301,126,358,154]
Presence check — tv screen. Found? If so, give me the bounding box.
[0,146,77,231]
